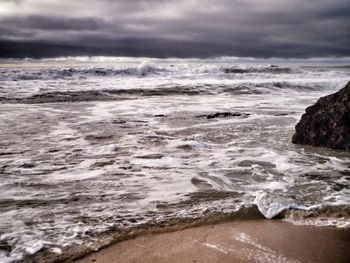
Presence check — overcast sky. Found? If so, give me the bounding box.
[0,0,349,58]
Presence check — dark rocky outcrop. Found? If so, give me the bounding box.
[292,81,350,150]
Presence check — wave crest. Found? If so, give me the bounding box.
[223,65,298,74]
[0,61,163,81]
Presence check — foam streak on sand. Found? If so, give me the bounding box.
[0,58,350,262]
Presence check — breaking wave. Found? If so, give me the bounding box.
[0,61,163,81]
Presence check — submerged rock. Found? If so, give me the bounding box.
[292,81,350,150]
[197,111,250,119]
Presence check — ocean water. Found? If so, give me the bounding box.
[0,57,349,262]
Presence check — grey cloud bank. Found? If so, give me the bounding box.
[0,0,349,58]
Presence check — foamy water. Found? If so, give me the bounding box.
[0,57,349,262]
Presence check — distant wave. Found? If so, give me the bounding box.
[222,65,297,74]
[0,61,164,81]
[1,60,349,82]
[0,65,314,81]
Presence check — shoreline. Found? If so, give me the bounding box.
[18,206,350,263]
[74,219,350,263]
[23,208,265,263]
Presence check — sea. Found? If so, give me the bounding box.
[0,56,349,262]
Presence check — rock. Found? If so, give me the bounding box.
[84,134,114,141]
[206,112,242,119]
[92,160,115,167]
[292,81,350,150]
[20,163,36,169]
[0,240,12,253]
[237,160,276,168]
[197,111,250,119]
[112,119,126,124]
[135,153,164,159]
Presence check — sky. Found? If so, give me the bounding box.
[0,0,349,58]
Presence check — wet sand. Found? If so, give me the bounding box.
[75,220,350,263]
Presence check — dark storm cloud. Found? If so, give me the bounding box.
[1,16,110,31]
[0,0,349,58]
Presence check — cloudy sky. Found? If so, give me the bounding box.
[0,0,349,58]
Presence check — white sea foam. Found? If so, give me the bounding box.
[254,192,311,219]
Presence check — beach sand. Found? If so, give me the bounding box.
[75,219,350,263]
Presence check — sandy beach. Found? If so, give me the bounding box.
[75,220,350,263]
